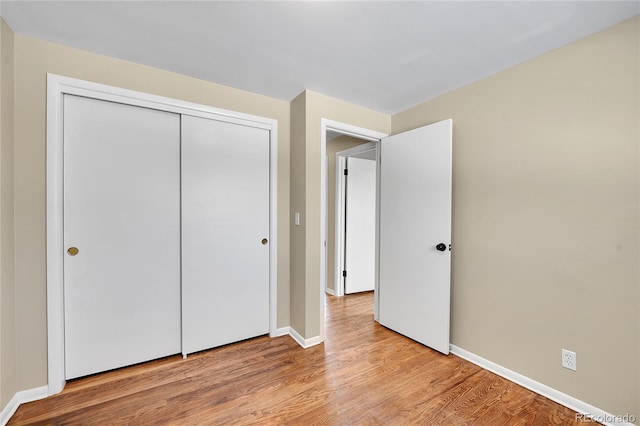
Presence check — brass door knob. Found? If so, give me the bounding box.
[67,247,79,256]
[261,238,268,245]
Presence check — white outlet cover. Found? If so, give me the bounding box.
[562,349,577,371]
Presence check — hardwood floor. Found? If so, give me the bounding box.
[10,292,586,425]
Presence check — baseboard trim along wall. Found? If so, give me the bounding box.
[449,345,635,426]
[325,287,336,296]
[0,385,49,426]
[274,326,291,338]
[288,327,323,349]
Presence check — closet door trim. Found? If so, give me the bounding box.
[46,73,278,395]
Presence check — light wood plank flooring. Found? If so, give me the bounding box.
[10,292,586,425]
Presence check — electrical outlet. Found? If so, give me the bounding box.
[562,349,576,371]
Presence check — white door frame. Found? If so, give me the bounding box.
[334,142,377,297]
[320,119,387,341]
[46,74,278,395]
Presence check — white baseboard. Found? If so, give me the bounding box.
[274,326,291,337]
[288,327,323,349]
[325,287,336,296]
[1,385,49,426]
[449,345,636,426]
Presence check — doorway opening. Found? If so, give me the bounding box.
[320,119,388,342]
[320,118,453,354]
[334,142,377,297]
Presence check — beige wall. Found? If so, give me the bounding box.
[392,17,639,418]
[12,34,291,391]
[290,90,390,338]
[289,92,306,334]
[326,135,370,293]
[0,17,16,408]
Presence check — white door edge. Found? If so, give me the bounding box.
[46,74,278,394]
[321,154,328,302]
[334,155,347,298]
[320,118,387,343]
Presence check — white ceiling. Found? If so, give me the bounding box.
[1,1,638,114]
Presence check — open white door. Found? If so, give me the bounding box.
[345,157,377,294]
[378,119,452,354]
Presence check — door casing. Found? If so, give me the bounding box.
[46,74,278,395]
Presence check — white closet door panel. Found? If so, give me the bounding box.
[182,115,270,355]
[63,95,181,379]
[345,158,376,294]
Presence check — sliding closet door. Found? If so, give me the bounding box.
[181,115,270,355]
[63,95,181,379]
